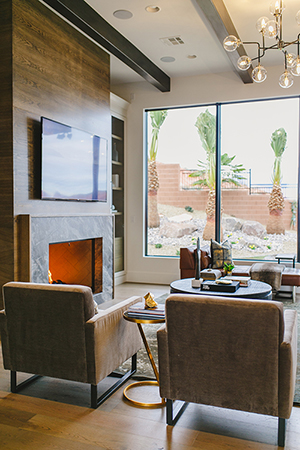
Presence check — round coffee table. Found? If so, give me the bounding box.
[170,278,272,299]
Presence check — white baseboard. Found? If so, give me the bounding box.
[125,270,180,285]
[114,271,126,286]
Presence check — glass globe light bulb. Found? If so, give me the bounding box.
[237,55,251,70]
[223,35,240,52]
[256,16,270,33]
[286,53,296,67]
[296,10,300,25]
[270,1,285,15]
[265,20,279,38]
[252,64,267,83]
[291,56,300,76]
[279,70,294,88]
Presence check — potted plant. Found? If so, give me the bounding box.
[224,263,234,276]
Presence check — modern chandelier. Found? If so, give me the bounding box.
[223,1,300,88]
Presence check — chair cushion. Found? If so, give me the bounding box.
[211,239,233,269]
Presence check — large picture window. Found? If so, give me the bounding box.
[145,97,299,261]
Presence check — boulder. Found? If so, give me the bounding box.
[223,217,242,232]
[241,221,266,238]
[160,221,198,238]
[169,213,193,223]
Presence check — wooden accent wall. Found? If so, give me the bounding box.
[0,0,111,307]
[0,0,14,304]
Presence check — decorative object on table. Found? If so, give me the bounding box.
[201,280,240,293]
[224,262,234,276]
[144,292,158,309]
[192,237,202,288]
[224,275,251,287]
[211,239,233,269]
[200,268,222,281]
[223,1,300,90]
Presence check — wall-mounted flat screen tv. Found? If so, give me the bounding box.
[41,117,107,202]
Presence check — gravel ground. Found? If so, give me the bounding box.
[147,204,297,259]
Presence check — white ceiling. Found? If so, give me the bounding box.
[85,0,300,86]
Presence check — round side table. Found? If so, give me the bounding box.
[123,311,166,408]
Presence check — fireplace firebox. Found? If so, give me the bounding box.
[49,238,103,294]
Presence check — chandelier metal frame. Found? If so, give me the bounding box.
[223,1,300,88]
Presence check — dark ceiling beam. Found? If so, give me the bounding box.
[194,0,253,84]
[41,0,171,92]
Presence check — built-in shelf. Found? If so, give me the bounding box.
[112,114,125,275]
[112,134,123,141]
[112,160,123,166]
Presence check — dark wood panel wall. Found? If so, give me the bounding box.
[0,0,111,307]
[0,0,14,304]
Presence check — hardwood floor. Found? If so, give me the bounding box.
[0,282,299,449]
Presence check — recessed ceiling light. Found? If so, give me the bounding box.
[145,5,161,13]
[187,55,197,59]
[113,10,133,19]
[160,56,175,63]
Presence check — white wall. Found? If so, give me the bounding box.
[112,65,300,285]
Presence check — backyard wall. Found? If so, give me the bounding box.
[157,162,293,229]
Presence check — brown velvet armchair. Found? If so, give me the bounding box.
[0,282,142,408]
[157,294,297,447]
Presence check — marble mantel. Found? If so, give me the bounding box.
[17,215,114,303]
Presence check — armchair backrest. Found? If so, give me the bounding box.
[2,282,95,383]
[165,294,284,416]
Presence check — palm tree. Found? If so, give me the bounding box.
[191,109,245,240]
[148,110,168,227]
[266,128,287,235]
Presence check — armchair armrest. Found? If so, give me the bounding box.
[0,309,11,369]
[157,324,171,399]
[85,296,143,384]
[279,309,298,418]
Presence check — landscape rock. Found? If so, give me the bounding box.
[223,217,243,232]
[241,221,266,238]
[160,221,198,238]
[169,213,193,223]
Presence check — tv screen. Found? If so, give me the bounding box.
[41,117,107,202]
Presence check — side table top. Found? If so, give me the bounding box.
[275,253,296,260]
[123,311,165,324]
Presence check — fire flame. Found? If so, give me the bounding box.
[48,270,53,284]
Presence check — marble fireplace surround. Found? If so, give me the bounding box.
[21,215,114,304]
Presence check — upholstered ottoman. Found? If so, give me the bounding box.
[250,263,284,293]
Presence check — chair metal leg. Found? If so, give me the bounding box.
[91,353,137,408]
[278,417,286,447]
[166,398,188,426]
[10,371,41,393]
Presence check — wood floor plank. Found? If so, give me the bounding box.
[19,413,197,450]
[0,423,105,450]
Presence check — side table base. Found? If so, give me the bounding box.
[123,380,166,408]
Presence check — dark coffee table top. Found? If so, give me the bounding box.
[170,278,272,299]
